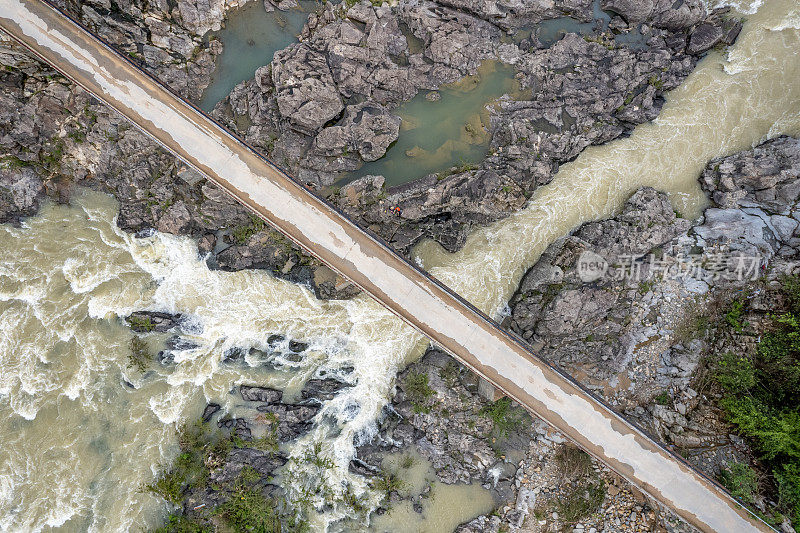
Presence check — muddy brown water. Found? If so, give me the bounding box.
[0,0,798,531]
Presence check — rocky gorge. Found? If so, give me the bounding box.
[2,0,799,531]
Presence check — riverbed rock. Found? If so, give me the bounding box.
[687,22,723,55]
[0,166,43,224]
[700,136,800,214]
[272,43,345,133]
[240,385,283,403]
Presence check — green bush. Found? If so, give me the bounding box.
[653,391,671,406]
[128,315,155,332]
[372,471,405,498]
[232,215,266,245]
[215,486,280,533]
[713,278,800,525]
[719,462,759,503]
[403,371,434,413]
[481,397,524,437]
[153,514,210,533]
[776,463,800,526]
[555,481,605,525]
[715,352,755,394]
[725,300,746,333]
[128,336,150,373]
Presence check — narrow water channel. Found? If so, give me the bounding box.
[0,0,798,531]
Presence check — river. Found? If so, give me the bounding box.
[0,0,798,531]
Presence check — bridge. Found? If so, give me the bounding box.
[0,1,770,530]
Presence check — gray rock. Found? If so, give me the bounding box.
[687,23,723,55]
[240,385,283,403]
[272,43,344,133]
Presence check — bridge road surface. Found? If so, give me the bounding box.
[0,1,771,530]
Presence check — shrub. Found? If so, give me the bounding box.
[128,315,155,332]
[481,397,524,437]
[153,514,210,533]
[215,485,280,533]
[403,371,434,413]
[128,336,150,373]
[719,462,759,503]
[715,352,755,394]
[725,300,746,333]
[556,481,605,525]
[775,463,800,526]
[653,391,671,406]
[373,471,405,497]
[713,277,800,524]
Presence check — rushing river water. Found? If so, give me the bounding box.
[1,0,799,531]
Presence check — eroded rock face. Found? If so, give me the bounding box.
[211,0,735,252]
[700,136,800,214]
[0,167,42,224]
[0,0,741,289]
[503,137,800,480]
[52,0,233,100]
[272,44,345,133]
[312,103,401,162]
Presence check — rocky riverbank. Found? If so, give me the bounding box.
[166,137,800,532]
[2,0,781,531]
[1,0,738,280]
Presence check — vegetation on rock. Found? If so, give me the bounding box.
[711,277,800,525]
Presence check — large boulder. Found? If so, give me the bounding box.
[686,23,723,55]
[272,43,344,133]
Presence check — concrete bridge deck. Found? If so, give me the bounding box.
[0,1,770,530]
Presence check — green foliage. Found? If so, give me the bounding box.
[232,215,266,245]
[152,514,210,533]
[480,397,524,437]
[715,352,756,394]
[404,371,434,413]
[439,360,461,388]
[776,463,800,526]
[372,471,405,497]
[435,161,479,181]
[39,139,65,171]
[127,315,155,332]
[146,422,210,504]
[720,397,800,462]
[653,391,671,406]
[648,75,664,90]
[725,300,746,333]
[128,336,150,373]
[303,441,335,470]
[214,484,280,533]
[555,481,606,525]
[148,419,309,533]
[720,462,759,503]
[713,277,800,524]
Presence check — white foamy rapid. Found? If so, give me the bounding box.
[1,1,799,531]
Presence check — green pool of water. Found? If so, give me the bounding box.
[199,1,315,111]
[348,61,520,187]
[536,0,646,49]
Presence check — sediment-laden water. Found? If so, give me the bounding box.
[1,0,798,531]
